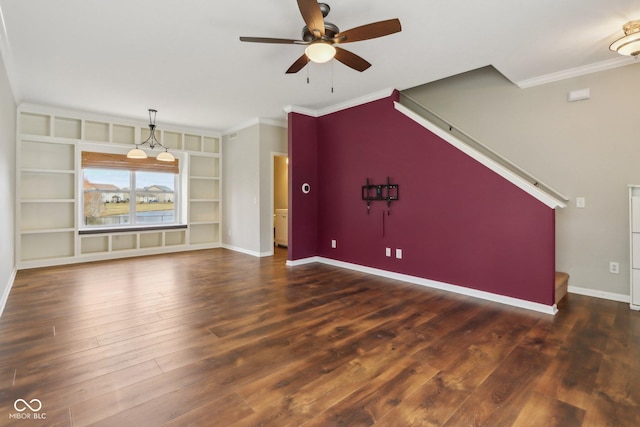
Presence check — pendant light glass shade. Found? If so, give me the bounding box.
[127,147,147,159]
[305,42,336,63]
[156,150,175,162]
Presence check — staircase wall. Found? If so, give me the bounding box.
[288,91,556,306]
[403,64,640,300]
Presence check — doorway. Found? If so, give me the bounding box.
[273,154,288,253]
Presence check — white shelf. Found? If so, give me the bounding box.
[189,223,220,245]
[189,175,219,180]
[21,199,75,203]
[20,227,76,234]
[21,168,74,174]
[21,231,75,261]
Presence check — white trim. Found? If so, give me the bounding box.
[0,268,18,318]
[224,118,287,136]
[224,118,259,135]
[18,243,222,270]
[0,4,21,103]
[222,244,272,258]
[259,118,287,129]
[287,256,557,315]
[286,256,321,266]
[284,88,395,118]
[394,101,566,209]
[283,105,319,118]
[568,285,630,304]
[515,57,636,89]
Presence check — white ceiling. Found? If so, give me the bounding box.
[0,0,638,132]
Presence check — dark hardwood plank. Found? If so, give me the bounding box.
[0,247,639,426]
[442,346,551,426]
[510,391,584,427]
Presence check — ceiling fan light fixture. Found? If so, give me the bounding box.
[305,42,336,63]
[610,20,640,56]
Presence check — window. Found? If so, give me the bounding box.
[81,152,180,229]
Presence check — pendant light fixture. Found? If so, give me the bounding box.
[127,109,175,162]
[610,20,640,57]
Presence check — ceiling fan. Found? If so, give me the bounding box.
[239,0,401,74]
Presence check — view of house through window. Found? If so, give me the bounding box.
[83,168,176,227]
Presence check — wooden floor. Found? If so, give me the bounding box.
[1,248,639,426]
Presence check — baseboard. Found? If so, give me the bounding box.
[287,256,557,315]
[222,244,272,258]
[286,256,321,266]
[0,267,17,318]
[568,285,630,303]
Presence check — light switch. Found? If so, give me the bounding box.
[576,197,585,208]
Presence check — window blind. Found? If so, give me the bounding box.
[81,151,179,174]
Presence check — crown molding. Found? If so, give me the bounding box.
[259,117,287,129]
[515,56,637,88]
[223,117,287,136]
[285,87,395,118]
[283,105,319,117]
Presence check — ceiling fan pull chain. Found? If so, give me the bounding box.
[331,60,334,93]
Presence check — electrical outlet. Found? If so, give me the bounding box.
[609,262,619,274]
[331,240,337,248]
[385,247,391,257]
[576,197,586,208]
[396,248,403,259]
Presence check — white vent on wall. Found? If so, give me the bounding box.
[229,132,238,140]
[568,88,590,102]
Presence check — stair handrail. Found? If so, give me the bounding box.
[400,92,569,204]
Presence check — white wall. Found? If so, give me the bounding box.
[403,63,640,299]
[222,125,261,254]
[0,52,16,313]
[222,122,287,256]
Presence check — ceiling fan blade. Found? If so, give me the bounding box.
[239,36,306,45]
[297,0,325,38]
[286,54,310,74]
[334,47,371,72]
[334,18,401,43]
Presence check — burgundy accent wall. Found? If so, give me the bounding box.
[288,112,319,260]
[289,92,556,305]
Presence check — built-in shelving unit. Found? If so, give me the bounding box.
[188,153,221,246]
[16,105,222,268]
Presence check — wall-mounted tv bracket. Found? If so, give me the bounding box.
[362,177,399,214]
